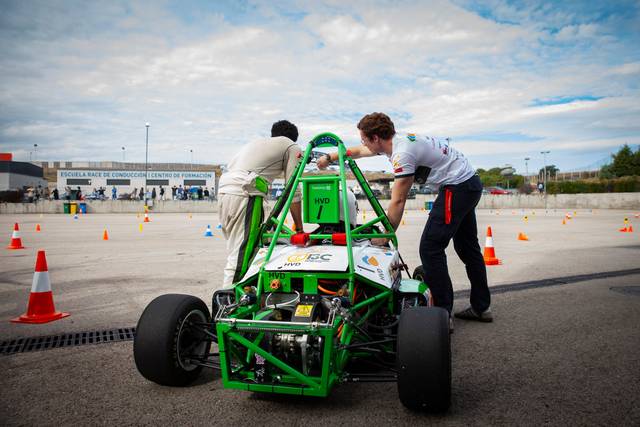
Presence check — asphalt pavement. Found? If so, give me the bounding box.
[0,209,639,425]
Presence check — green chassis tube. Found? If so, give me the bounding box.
[215,132,427,397]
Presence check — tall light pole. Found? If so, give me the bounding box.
[122,146,125,162]
[145,123,150,202]
[524,157,530,186]
[190,149,193,170]
[33,144,38,161]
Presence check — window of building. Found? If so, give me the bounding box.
[67,179,91,185]
[106,179,131,185]
[184,179,206,186]
[146,179,169,186]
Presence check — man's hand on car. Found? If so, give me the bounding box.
[317,153,332,169]
[371,237,389,247]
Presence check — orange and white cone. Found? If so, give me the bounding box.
[11,250,70,324]
[518,232,530,241]
[483,227,501,265]
[35,224,41,232]
[103,229,109,240]
[144,213,150,223]
[619,218,633,233]
[7,223,25,250]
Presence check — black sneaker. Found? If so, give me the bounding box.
[454,306,493,323]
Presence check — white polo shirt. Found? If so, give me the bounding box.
[389,134,476,189]
[218,136,302,201]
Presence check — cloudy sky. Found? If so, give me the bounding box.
[1,0,639,175]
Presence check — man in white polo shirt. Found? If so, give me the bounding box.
[317,112,492,328]
[218,120,304,288]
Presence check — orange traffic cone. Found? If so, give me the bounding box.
[144,213,150,223]
[103,229,109,240]
[518,232,529,241]
[7,223,25,250]
[11,250,70,324]
[619,218,632,233]
[562,218,566,225]
[483,227,501,265]
[36,224,41,232]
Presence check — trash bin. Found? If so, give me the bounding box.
[425,201,434,210]
[63,202,71,214]
[79,202,87,214]
[70,202,78,214]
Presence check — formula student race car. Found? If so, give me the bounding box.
[133,132,451,412]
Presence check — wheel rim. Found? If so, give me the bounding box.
[176,309,208,371]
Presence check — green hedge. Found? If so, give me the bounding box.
[546,176,640,194]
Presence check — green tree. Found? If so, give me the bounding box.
[602,144,640,177]
[538,164,559,177]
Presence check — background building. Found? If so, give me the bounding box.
[0,153,48,192]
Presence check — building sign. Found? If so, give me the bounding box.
[59,170,214,179]
[56,169,216,193]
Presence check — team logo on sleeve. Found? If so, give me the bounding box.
[392,155,404,174]
[406,133,416,142]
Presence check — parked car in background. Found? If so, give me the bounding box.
[486,186,510,195]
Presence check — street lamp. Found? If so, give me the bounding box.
[33,144,38,161]
[190,149,193,170]
[145,123,150,202]
[524,157,530,185]
[122,146,125,162]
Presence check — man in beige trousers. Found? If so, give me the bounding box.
[217,120,304,288]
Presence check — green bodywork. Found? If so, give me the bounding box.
[215,132,426,397]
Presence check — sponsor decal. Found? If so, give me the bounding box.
[394,167,404,174]
[357,265,376,273]
[362,255,379,266]
[283,252,333,267]
[407,133,416,142]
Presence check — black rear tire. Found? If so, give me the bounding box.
[396,306,451,412]
[134,294,211,386]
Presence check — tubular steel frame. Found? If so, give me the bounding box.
[213,133,402,396]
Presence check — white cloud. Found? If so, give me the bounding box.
[0,0,638,172]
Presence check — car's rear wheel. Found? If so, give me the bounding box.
[396,306,451,412]
[134,294,211,386]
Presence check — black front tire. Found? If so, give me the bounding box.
[134,294,211,386]
[396,306,451,412]
[412,265,425,282]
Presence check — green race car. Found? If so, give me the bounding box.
[133,132,451,412]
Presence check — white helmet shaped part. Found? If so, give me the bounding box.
[339,188,358,226]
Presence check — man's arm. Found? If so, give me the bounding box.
[317,146,376,169]
[386,176,414,230]
[371,176,414,246]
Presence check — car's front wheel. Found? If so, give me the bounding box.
[396,306,451,412]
